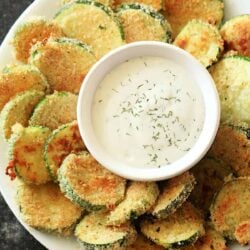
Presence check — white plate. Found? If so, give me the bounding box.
[0,0,249,249]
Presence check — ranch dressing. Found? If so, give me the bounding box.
[92,56,204,168]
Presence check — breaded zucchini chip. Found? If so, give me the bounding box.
[9,126,51,184]
[44,120,86,180]
[107,181,159,225]
[29,91,77,130]
[163,0,224,38]
[75,211,137,250]
[17,183,82,235]
[183,228,228,250]
[128,234,164,250]
[174,20,223,67]
[151,171,195,219]
[209,56,250,125]
[117,3,172,43]
[220,14,250,57]
[61,0,111,6]
[0,64,49,111]
[210,177,250,240]
[29,37,96,93]
[114,0,163,11]
[0,90,45,140]
[209,125,250,176]
[58,152,126,211]
[54,0,124,59]
[13,17,63,63]
[141,202,205,249]
[234,220,250,245]
[190,157,232,214]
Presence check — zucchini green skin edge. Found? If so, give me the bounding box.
[78,237,127,250]
[152,182,194,219]
[54,0,125,40]
[58,166,105,211]
[117,3,172,43]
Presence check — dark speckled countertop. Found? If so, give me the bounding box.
[0,1,46,249]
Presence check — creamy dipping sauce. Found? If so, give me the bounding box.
[92,56,204,168]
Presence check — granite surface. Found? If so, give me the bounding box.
[0,1,46,249]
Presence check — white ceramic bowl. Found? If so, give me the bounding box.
[77,41,220,181]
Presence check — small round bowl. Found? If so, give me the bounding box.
[77,41,220,181]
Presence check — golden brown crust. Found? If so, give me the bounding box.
[17,183,82,235]
[209,125,250,176]
[13,17,63,63]
[163,0,224,38]
[220,15,250,57]
[0,64,49,111]
[29,38,96,93]
[114,0,163,11]
[234,220,250,245]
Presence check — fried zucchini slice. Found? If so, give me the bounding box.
[174,20,223,67]
[151,172,195,219]
[190,157,232,214]
[141,202,205,249]
[29,91,77,130]
[0,90,45,140]
[108,181,159,225]
[61,0,111,6]
[234,220,250,245]
[128,234,164,250]
[210,177,250,240]
[163,0,224,38]
[209,56,250,125]
[183,228,228,250]
[220,14,250,57]
[54,0,124,59]
[17,183,82,235]
[0,64,49,111]
[114,0,163,11]
[44,120,86,180]
[58,152,126,211]
[75,211,137,250]
[9,126,51,184]
[13,17,63,63]
[117,3,172,43]
[209,125,250,177]
[29,37,96,93]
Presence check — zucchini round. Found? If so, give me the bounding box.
[0,90,45,140]
[174,20,223,67]
[183,228,228,250]
[58,152,126,211]
[209,125,250,177]
[0,64,49,111]
[54,0,124,59]
[75,211,137,250]
[9,126,51,184]
[61,0,111,6]
[17,183,83,235]
[13,17,63,63]
[220,14,250,57]
[210,177,250,240]
[29,37,96,93]
[163,0,224,38]
[44,120,86,180]
[29,91,77,130]
[151,171,195,219]
[141,202,205,249]
[209,56,250,126]
[117,3,172,43]
[129,234,164,250]
[107,181,159,225]
[114,0,163,11]
[190,157,232,214]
